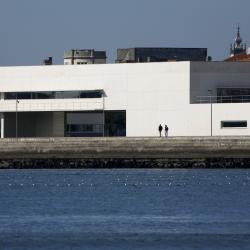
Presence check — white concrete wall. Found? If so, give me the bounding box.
[187,103,250,136]
[0,65,105,92]
[212,103,250,136]
[124,62,190,136]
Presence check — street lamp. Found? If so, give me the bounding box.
[208,90,213,136]
[15,95,19,140]
[102,92,105,137]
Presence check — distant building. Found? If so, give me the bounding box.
[230,26,246,57]
[116,47,208,63]
[64,50,106,65]
[225,50,250,62]
[225,26,249,61]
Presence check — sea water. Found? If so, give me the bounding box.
[0,169,250,250]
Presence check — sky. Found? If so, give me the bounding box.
[0,0,249,66]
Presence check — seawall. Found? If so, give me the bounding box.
[0,137,250,168]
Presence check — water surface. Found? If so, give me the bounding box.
[0,169,250,249]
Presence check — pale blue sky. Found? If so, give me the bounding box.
[0,0,249,65]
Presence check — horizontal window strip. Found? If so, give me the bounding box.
[4,90,103,100]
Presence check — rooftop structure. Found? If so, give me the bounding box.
[116,47,208,63]
[42,57,53,65]
[64,49,106,65]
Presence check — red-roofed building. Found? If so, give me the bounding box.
[225,51,250,62]
[225,26,249,62]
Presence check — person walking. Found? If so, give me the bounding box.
[165,125,169,137]
[158,124,163,137]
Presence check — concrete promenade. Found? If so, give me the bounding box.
[0,137,250,168]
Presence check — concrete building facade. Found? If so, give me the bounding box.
[0,62,250,138]
[116,48,208,63]
[64,49,106,65]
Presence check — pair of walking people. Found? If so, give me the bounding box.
[158,124,168,137]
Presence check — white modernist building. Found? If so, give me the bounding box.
[0,61,250,138]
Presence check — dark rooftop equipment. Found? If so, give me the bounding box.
[43,57,53,65]
[116,48,208,63]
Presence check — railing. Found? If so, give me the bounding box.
[195,95,250,104]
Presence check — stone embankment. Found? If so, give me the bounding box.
[0,137,250,168]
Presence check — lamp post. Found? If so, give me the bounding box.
[208,90,213,136]
[15,95,19,140]
[102,92,105,137]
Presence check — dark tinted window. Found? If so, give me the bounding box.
[4,91,102,100]
[221,121,247,128]
[105,111,126,136]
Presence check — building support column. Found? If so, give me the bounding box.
[0,113,4,139]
